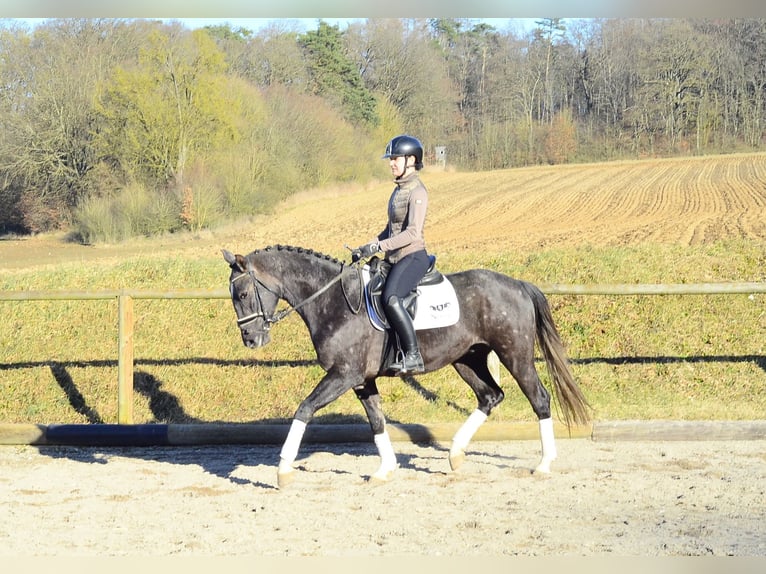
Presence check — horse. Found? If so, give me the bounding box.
[222,244,590,488]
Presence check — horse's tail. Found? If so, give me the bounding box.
[521,282,592,428]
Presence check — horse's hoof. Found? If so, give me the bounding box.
[533,459,554,474]
[449,450,465,471]
[277,469,296,489]
[369,474,389,485]
[369,465,398,484]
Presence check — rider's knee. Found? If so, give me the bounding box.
[385,295,401,310]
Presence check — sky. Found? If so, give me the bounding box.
[1,1,763,21]
[2,3,764,39]
[5,17,541,36]
[165,18,541,36]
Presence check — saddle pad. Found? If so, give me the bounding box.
[362,266,460,331]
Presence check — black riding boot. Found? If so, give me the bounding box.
[385,296,425,374]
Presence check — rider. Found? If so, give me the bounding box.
[353,134,429,374]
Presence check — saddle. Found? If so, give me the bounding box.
[364,255,444,330]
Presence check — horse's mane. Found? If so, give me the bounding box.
[254,244,344,266]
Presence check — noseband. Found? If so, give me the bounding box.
[230,270,281,332]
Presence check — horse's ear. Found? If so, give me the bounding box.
[235,254,248,271]
[222,249,236,265]
[222,249,245,271]
[221,249,245,271]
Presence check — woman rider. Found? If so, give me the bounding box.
[353,134,429,374]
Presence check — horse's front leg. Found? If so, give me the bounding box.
[277,368,360,489]
[277,419,307,488]
[354,379,398,483]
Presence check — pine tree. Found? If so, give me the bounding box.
[299,21,378,126]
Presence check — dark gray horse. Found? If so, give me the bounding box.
[223,245,590,488]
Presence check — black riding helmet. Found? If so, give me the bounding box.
[383,135,424,170]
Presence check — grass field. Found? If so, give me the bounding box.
[1,153,766,425]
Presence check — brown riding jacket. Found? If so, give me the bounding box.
[376,172,428,264]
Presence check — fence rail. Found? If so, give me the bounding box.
[2,282,764,424]
[539,282,766,295]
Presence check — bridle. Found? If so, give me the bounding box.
[229,262,361,333]
[229,270,281,332]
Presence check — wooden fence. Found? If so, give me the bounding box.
[1,288,226,425]
[2,282,766,426]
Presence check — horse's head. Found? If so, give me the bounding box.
[222,249,281,349]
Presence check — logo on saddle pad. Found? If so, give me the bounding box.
[362,259,460,332]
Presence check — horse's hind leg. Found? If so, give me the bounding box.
[499,351,557,474]
[450,346,505,471]
[354,379,398,482]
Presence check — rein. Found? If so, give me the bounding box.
[231,262,362,330]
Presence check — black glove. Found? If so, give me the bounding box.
[351,242,379,262]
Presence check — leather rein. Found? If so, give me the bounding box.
[230,262,362,332]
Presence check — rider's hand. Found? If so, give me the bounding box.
[352,242,379,262]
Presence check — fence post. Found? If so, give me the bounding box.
[117,294,134,424]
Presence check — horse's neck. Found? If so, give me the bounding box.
[266,252,338,305]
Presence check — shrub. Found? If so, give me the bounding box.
[73,183,183,243]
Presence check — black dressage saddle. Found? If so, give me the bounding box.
[365,254,443,330]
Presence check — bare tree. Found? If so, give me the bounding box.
[0,19,140,231]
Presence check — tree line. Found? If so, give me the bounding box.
[1,17,764,241]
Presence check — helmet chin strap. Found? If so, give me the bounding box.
[393,157,415,180]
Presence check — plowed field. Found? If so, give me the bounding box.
[258,152,766,258]
[2,153,766,269]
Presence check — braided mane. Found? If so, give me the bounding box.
[255,244,344,266]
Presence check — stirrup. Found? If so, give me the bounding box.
[391,350,424,374]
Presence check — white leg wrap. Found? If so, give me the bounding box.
[372,430,398,480]
[279,419,307,470]
[375,430,397,468]
[535,417,557,473]
[451,409,488,453]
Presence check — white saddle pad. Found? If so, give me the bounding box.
[362,266,460,331]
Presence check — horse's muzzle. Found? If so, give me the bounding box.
[242,330,271,348]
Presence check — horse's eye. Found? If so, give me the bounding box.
[239,292,248,300]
